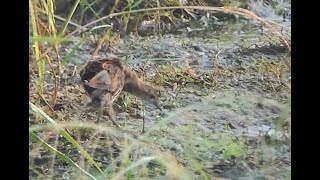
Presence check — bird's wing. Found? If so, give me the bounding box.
[107,69,125,92]
[85,70,113,91]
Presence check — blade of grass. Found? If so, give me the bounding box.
[29,35,64,44]
[131,0,144,9]
[80,0,106,24]
[40,0,61,77]
[29,102,107,178]
[29,131,97,180]
[29,0,44,94]
[40,0,56,37]
[60,0,81,35]
[123,0,134,32]
[112,156,157,180]
[36,8,84,29]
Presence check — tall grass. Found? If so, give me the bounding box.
[60,0,81,35]
[29,0,44,94]
[29,101,196,179]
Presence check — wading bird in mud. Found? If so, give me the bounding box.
[79,55,162,128]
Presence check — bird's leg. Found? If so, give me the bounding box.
[106,105,121,128]
[97,94,121,128]
[142,111,145,134]
[95,102,104,124]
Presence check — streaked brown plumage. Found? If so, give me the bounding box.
[79,56,161,127]
[79,57,124,127]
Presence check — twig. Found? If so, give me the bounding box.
[140,58,180,61]
[38,93,60,119]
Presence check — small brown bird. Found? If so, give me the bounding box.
[79,56,161,127]
[79,57,125,127]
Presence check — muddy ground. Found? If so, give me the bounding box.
[29,2,291,179]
